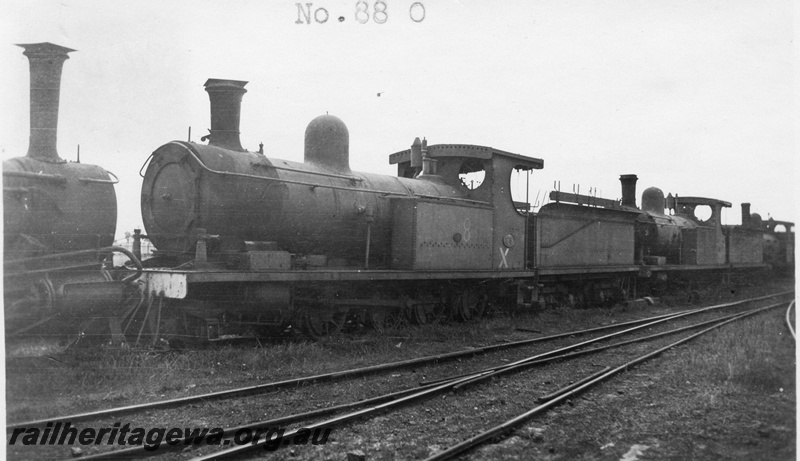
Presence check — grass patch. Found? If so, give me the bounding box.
[669,310,794,394]
[5,307,606,421]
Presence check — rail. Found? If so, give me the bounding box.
[174,142,407,196]
[4,245,143,284]
[78,169,120,184]
[8,291,792,435]
[3,170,66,183]
[4,169,119,185]
[250,160,363,181]
[187,302,789,460]
[425,301,787,460]
[6,307,685,431]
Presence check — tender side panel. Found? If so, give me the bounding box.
[536,203,637,267]
[681,227,724,265]
[726,227,763,264]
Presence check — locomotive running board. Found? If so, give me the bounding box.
[140,269,539,299]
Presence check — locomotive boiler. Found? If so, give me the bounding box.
[141,79,539,271]
[3,43,140,337]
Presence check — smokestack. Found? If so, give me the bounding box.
[619,174,638,208]
[204,78,247,151]
[18,42,76,162]
[741,203,751,227]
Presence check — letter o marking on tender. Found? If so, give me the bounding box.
[503,234,515,248]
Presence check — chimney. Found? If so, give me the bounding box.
[18,42,76,162]
[741,203,751,227]
[619,174,638,208]
[204,79,247,151]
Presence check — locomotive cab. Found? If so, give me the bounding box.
[670,196,730,265]
[389,143,543,271]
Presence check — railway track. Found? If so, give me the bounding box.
[8,290,791,433]
[424,300,792,460]
[787,300,795,340]
[8,290,792,460]
[1,307,699,431]
[183,301,788,460]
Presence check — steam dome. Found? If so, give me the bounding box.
[642,187,666,214]
[304,114,350,172]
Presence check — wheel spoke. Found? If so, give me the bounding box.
[302,311,345,339]
[454,289,485,322]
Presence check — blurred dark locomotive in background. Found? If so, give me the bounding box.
[742,203,795,271]
[3,43,140,339]
[3,43,116,258]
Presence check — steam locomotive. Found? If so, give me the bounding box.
[3,43,794,343]
[133,77,793,340]
[3,43,141,340]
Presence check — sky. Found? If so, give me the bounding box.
[0,0,795,240]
